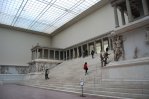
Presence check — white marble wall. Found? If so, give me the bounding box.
[123,27,149,60]
[102,27,149,82]
[102,65,149,87]
[51,4,115,48]
[0,27,51,66]
[103,63,149,81]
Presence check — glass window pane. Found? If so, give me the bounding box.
[0,0,101,34]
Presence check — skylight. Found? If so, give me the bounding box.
[0,0,101,34]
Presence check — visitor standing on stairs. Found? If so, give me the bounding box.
[100,47,110,67]
[83,62,88,75]
[45,69,49,80]
[103,47,110,66]
[91,50,95,59]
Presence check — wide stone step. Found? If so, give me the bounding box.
[84,90,149,99]
[20,80,149,90]
[24,81,149,94]
[85,83,149,89]
[20,83,149,99]
[84,87,149,94]
[19,80,149,94]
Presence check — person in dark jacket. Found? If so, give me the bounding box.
[83,62,88,75]
[45,69,49,80]
[91,50,95,59]
[103,47,110,66]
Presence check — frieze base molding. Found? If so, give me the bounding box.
[0,65,28,74]
[105,57,149,67]
[28,59,63,73]
[0,73,42,81]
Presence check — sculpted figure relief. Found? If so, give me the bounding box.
[112,35,124,61]
[16,66,28,74]
[30,65,36,72]
[38,63,45,72]
[1,67,9,74]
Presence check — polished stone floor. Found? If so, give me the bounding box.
[0,84,113,99]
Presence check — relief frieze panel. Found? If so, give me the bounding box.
[112,35,125,61]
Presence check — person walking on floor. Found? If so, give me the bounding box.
[83,62,88,75]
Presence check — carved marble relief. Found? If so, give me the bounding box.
[0,63,57,74]
[133,47,138,59]
[0,66,9,74]
[0,65,29,74]
[29,64,36,73]
[40,63,45,72]
[112,35,124,61]
[37,63,47,72]
[15,66,28,74]
[28,62,46,72]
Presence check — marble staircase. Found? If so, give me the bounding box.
[17,54,149,99]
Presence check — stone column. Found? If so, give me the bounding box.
[64,51,66,60]
[63,51,65,60]
[87,43,89,55]
[142,0,149,16]
[35,50,36,59]
[73,48,75,58]
[108,37,112,50]
[42,48,44,59]
[69,49,71,59]
[54,50,55,60]
[66,50,67,60]
[126,0,133,22]
[34,50,36,60]
[120,8,126,25]
[94,41,97,54]
[31,51,33,60]
[48,49,50,59]
[36,48,39,59]
[77,47,79,58]
[101,39,104,52]
[114,6,119,27]
[81,45,83,57]
[58,51,61,60]
[65,51,66,60]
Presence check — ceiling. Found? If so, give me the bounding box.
[0,0,101,34]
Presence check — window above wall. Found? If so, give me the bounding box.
[0,0,101,34]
